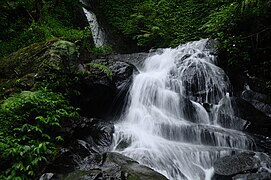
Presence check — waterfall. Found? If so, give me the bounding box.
[81,1,106,47]
[112,39,256,180]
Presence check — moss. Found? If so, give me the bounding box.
[127,175,141,180]
[0,39,80,99]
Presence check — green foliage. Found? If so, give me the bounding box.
[86,63,113,80]
[0,0,93,57]
[38,73,82,98]
[97,0,271,93]
[202,3,238,37]
[98,0,225,48]
[203,0,271,94]
[0,88,78,179]
[89,46,113,55]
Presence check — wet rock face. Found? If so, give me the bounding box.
[45,152,168,180]
[227,97,271,136]
[40,117,114,179]
[86,58,138,118]
[213,152,271,180]
[92,58,137,90]
[40,116,167,180]
[100,152,168,180]
[214,152,260,177]
[108,53,149,68]
[232,172,271,180]
[72,117,114,150]
[40,122,167,180]
[241,90,271,117]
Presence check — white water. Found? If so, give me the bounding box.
[112,39,256,180]
[81,1,106,47]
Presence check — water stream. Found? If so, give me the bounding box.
[112,39,256,180]
[81,0,106,47]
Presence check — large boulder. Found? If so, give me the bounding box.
[40,117,167,180]
[40,117,114,179]
[92,58,137,90]
[75,57,138,118]
[213,152,260,177]
[229,97,271,136]
[232,172,271,180]
[108,52,149,68]
[99,152,168,180]
[0,40,79,97]
[213,152,271,180]
[89,58,138,118]
[0,40,137,118]
[75,69,116,118]
[241,90,271,117]
[52,152,168,180]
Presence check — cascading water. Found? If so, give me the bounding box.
[81,0,106,47]
[112,39,256,180]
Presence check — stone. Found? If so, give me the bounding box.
[61,152,168,180]
[89,58,138,118]
[41,117,114,177]
[213,152,260,178]
[232,172,271,180]
[0,40,79,96]
[241,90,271,117]
[230,97,271,136]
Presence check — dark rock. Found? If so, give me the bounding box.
[171,51,230,104]
[39,173,56,180]
[62,152,168,180]
[213,152,260,178]
[108,53,149,68]
[42,151,168,180]
[43,148,78,175]
[92,58,137,89]
[90,58,138,118]
[76,72,116,118]
[229,97,271,136]
[213,152,271,180]
[246,74,271,97]
[41,117,114,178]
[232,172,271,180]
[216,113,247,131]
[71,117,114,152]
[241,90,271,117]
[203,103,213,112]
[181,96,198,123]
[0,40,80,96]
[103,152,168,180]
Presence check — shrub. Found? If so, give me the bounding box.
[0,88,78,179]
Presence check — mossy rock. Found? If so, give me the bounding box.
[0,39,79,98]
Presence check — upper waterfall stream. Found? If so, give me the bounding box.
[81,0,106,47]
[112,39,256,180]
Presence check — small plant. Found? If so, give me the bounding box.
[86,63,113,81]
[89,46,113,55]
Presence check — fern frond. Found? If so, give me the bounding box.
[87,63,113,80]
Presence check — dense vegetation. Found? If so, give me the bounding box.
[0,88,78,179]
[97,0,271,93]
[0,1,85,178]
[0,0,93,58]
[0,0,271,179]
